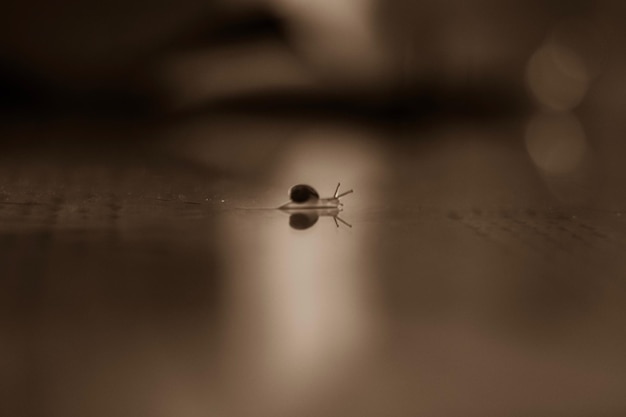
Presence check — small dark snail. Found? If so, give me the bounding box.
[279,183,353,230]
[280,183,353,210]
[235,183,353,230]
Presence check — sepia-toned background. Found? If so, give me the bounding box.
[2,1,626,416]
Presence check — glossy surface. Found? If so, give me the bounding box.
[1,117,626,417]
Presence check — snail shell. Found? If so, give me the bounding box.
[279,183,352,210]
[288,184,319,203]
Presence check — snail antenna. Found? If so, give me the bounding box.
[335,215,353,228]
[336,189,354,199]
[334,183,341,199]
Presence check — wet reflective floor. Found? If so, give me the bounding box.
[1,117,626,417]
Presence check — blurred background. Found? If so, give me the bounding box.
[1,1,626,416]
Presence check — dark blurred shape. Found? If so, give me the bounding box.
[168,7,287,48]
[0,59,156,120]
[289,212,319,230]
[0,0,559,123]
[0,61,47,111]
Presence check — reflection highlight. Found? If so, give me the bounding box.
[217,209,375,416]
[284,208,352,230]
[216,128,384,416]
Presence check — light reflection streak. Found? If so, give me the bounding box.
[216,128,386,415]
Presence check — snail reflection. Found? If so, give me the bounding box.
[280,183,353,230]
[285,208,352,230]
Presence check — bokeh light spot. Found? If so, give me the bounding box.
[526,42,589,111]
[525,113,587,175]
